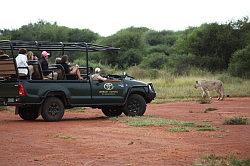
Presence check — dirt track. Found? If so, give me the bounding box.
[0,97,250,166]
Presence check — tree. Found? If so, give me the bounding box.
[228,45,250,78]
[177,23,240,70]
[144,30,176,46]
[96,27,148,68]
[0,20,98,42]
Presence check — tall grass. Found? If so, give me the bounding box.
[128,67,250,103]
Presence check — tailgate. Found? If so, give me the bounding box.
[0,58,20,104]
[0,81,19,97]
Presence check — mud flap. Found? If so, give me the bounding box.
[15,106,19,115]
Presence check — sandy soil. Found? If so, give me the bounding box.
[0,97,249,166]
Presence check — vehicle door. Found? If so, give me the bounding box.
[91,78,126,104]
[64,79,92,105]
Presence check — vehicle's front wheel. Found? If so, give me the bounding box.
[18,105,40,121]
[123,94,146,116]
[101,107,123,117]
[41,97,64,122]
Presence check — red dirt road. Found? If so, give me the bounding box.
[0,97,250,166]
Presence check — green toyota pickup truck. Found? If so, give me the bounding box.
[0,40,156,121]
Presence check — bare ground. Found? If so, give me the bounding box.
[0,97,249,166]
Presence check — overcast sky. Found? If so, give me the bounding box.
[0,0,249,36]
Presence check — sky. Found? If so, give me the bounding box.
[0,0,249,36]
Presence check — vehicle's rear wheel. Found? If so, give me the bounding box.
[123,94,146,116]
[18,105,40,121]
[101,107,123,117]
[41,97,64,122]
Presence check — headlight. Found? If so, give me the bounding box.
[148,83,154,92]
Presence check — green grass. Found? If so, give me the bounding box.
[121,116,196,127]
[193,154,250,166]
[224,117,248,125]
[54,134,75,140]
[0,106,7,111]
[195,123,216,131]
[116,116,215,132]
[66,107,86,112]
[169,127,190,132]
[138,71,250,103]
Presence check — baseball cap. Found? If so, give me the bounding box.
[41,51,50,58]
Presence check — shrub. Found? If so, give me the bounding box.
[140,53,167,69]
[193,154,250,166]
[228,45,250,78]
[224,117,248,125]
[164,54,194,75]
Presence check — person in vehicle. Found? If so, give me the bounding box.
[55,57,61,64]
[60,55,83,80]
[0,49,9,59]
[39,51,57,79]
[26,51,36,78]
[27,51,38,61]
[91,67,107,81]
[15,48,30,76]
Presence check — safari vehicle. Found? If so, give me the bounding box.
[0,40,156,121]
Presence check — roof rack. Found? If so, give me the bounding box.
[0,40,120,77]
[0,40,120,52]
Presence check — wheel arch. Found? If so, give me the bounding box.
[43,91,68,107]
[124,87,147,104]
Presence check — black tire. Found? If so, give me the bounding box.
[123,94,146,116]
[18,105,40,121]
[41,97,64,122]
[101,107,123,117]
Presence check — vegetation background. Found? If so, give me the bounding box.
[1,17,249,102]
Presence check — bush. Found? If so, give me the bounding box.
[224,117,248,125]
[140,53,167,69]
[228,45,250,78]
[164,54,195,75]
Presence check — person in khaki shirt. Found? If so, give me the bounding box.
[91,67,107,81]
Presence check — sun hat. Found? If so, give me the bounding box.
[41,51,50,58]
[95,67,101,73]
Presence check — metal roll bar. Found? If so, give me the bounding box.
[0,40,120,77]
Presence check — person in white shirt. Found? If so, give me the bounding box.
[15,48,29,75]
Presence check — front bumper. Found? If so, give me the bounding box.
[146,83,156,103]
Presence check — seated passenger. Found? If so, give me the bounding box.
[91,67,107,81]
[0,50,9,59]
[15,48,30,76]
[39,51,58,80]
[27,51,38,61]
[55,57,61,64]
[60,55,83,80]
[26,51,36,78]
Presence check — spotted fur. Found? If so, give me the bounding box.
[194,80,224,100]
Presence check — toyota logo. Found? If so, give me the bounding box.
[104,83,114,90]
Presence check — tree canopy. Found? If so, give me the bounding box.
[1,17,249,77]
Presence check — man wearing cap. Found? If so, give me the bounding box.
[91,67,107,81]
[39,51,57,79]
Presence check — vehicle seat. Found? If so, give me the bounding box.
[50,64,65,80]
[0,58,17,79]
[0,54,10,60]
